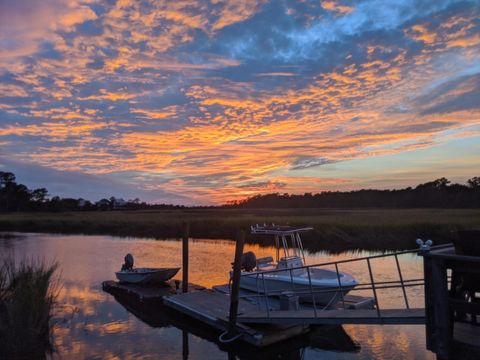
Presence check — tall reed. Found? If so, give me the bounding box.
[0,257,59,359]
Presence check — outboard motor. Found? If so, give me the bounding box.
[241,251,256,272]
[121,253,134,271]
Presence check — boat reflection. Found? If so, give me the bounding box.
[105,286,360,359]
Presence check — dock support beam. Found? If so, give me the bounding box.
[431,258,451,360]
[228,230,245,335]
[182,330,189,360]
[182,223,190,293]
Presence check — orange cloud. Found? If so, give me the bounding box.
[406,24,438,44]
[58,6,97,29]
[211,0,267,31]
[321,1,354,15]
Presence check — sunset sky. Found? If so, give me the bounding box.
[0,0,479,205]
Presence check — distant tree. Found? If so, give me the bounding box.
[31,188,49,202]
[97,198,111,211]
[434,177,451,189]
[0,172,16,188]
[467,177,480,189]
[9,184,31,211]
[416,177,451,190]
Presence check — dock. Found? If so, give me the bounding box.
[163,289,309,347]
[103,279,378,346]
[102,279,311,347]
[103,280,360,357]
[102,279,205,305]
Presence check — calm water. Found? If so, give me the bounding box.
[0,233,434,359]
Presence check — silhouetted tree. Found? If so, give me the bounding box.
[234,177,480,209]
[0,172,16,188]
[31,188,48,203]
[1,170,479,212]
[468,177,480,189]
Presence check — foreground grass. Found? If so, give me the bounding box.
[0,208,479,251]
[0,258,58,359]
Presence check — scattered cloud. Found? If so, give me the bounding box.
[321,1,354,15]
[0,0,479,204]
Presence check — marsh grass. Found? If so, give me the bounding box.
[0,257,59,359]
[0,208,479,251]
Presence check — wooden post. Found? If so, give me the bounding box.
[182,330,189,360]
[431,257,451,360]
[423,254,436,353]
[228,230,245,335]
[182,223,190,293]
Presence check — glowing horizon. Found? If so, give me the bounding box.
[1,0,479,205]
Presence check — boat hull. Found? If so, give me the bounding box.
[115,268,180,284]
[239,268,357,306]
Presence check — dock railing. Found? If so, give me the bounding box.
[233,243,453,323]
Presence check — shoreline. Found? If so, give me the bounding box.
[0,208,478,252]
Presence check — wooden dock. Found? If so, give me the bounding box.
[103,280,360,356]
[163,289,309,347]
[102,279,205,305]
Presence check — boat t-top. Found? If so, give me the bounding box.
[238,224,358,306]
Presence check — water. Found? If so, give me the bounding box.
[0,233,434,359]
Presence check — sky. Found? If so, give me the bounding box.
[0,0,479,205]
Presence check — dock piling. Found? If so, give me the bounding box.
[182,330,189,360]
[228,230,245,336]
[182,223,190,293]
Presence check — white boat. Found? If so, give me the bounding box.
[115,253,179,284]
[238,225,358,306]
[115,267,180,284]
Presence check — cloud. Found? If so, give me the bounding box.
[211,0,267,31]
[0,0,97,65]
[291,157,337,170]
[0,0,479,204]
[321,1,354,15]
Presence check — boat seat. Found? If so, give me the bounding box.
[257,264,277,272]
[256,256,274,265]
[256,257,275,271]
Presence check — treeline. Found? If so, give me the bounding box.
[2,171,480,212]
[231,177,480,208]
[0,171,185,212]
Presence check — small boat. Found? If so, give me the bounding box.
[238,225,358,306]
[115,253,180,284]
[115,267,180,284]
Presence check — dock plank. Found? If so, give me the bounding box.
[238,308,425,325]
[165,290,261,322]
